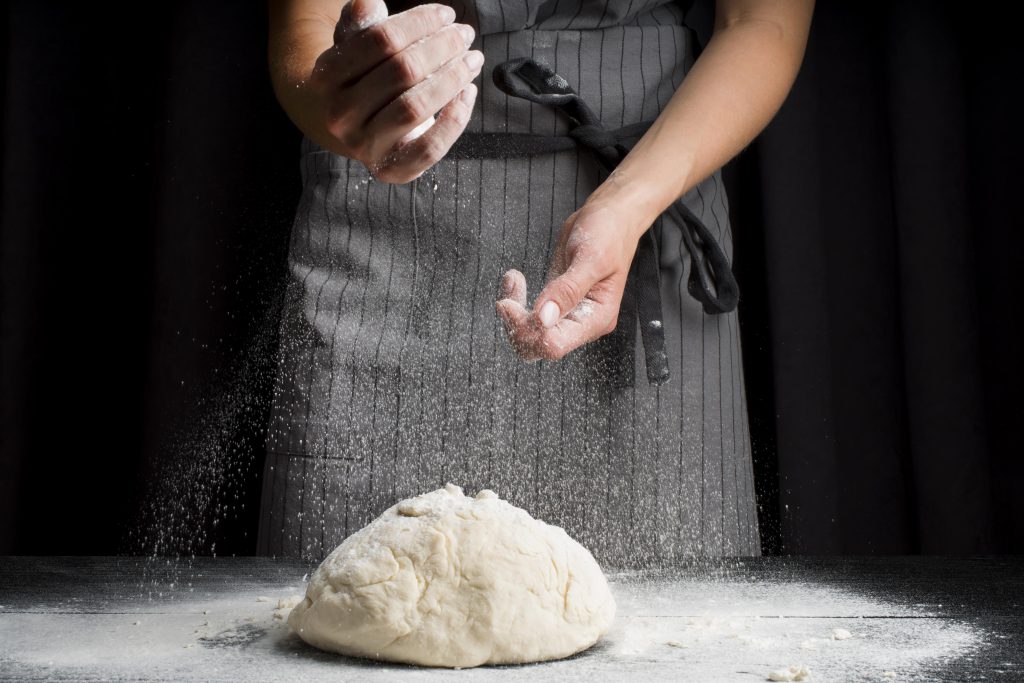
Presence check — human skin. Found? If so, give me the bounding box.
[268,0,815,360]
[268,0,481,183]
[497,0,815,360]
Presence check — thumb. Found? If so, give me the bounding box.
[533,258,601,329]
[338,0,388,37]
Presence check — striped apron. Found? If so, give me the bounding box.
[257,0,762,568]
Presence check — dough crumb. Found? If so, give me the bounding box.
[665,640,686,648]
[768,664,811,681]
[882,673,897,680]
[276,595,303,610]
[255,596,271,602]
[831,628,853,640]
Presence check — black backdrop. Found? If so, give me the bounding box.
[1,0,1021,556]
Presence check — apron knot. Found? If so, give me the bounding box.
[567,124,619,155]
[447,57,742,386]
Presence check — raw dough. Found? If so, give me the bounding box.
[288,483,616,667]
[768,664,811,681]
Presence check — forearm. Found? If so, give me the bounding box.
[593,0,814,239]
[267,0,347,151]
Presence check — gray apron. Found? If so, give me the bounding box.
[257,0,762,569]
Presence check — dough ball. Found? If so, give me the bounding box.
[288,483,616,667]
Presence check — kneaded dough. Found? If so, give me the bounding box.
[288,483,616,667]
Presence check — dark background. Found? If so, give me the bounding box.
[1,0,1021,556]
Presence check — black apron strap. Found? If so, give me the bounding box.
[448,57,740,386]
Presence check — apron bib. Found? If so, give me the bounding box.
[257,0,761,568]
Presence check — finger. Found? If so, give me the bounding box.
[500,269,528,306]
[496,270,545,361]
[533,317,595,361]
[369,83,477,183]
[338,0,389,37]
[532,256,603,329]
[495,297,544,361]
[532,291,621,361]
[367,48,484,150]
[336,4,458,84]
[349,22,474,125]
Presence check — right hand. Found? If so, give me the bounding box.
[311,0,483,183]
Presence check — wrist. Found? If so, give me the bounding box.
[586,159,692,243]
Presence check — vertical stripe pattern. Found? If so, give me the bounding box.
[257,1,761,568]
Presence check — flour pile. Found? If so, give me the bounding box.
[288,483,616,667]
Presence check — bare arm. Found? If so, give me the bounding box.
[498,0,815,360]
[596,0,816,236]
[267,0,483,182]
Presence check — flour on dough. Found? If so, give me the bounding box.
[288,483,616,668]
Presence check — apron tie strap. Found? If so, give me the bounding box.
[447,57,740,386]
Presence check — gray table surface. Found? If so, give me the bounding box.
[1,556,1020,682]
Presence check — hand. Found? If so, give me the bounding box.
[495,198,649,361]
[309,0,483,183]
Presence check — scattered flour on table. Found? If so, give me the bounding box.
[0,562,990,682]
[603,572,986,681]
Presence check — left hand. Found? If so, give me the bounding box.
[495,197,649,361]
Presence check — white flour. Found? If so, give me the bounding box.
[0,571,990,682]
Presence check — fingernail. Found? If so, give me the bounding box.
[439,6,456,23]
[539,300,559,328]
[460,83,477,105]
[465,50,484,71]
[499,271,513,297]
[457,24,475,46]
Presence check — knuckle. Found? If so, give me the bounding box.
[335,121,364,150]
[418,135,448,165]
[324,97,351,124]
[392,54,422,87]
[455,59,474,83]
[367,24,401,55]
[397,93,427,125]
[555,279,583,306]
[446,28,466,54]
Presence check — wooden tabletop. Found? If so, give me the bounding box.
[1,556,1020,681]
